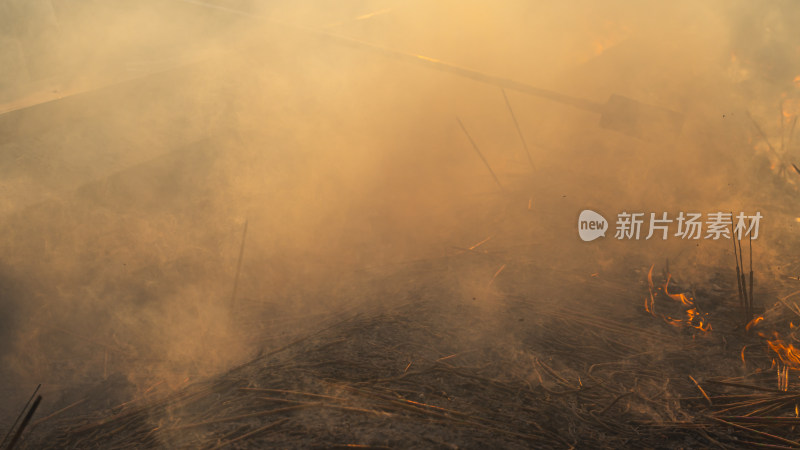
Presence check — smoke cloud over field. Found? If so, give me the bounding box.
[1,0,799,433]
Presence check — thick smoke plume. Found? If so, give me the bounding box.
[1,0,799,439]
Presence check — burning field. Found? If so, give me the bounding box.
[3,0,800,448]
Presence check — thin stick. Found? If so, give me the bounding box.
[6,395,42,450]
[732,218,746,325]
[781,102,786,153]
[737,440,797,450]
[738,237,749,322]
[180,0,606,114]
[456,117,504,191]
[776,291,800,319]
[170,404,315,431]
[31,398,86,427]
[689,375,712,405]
[0,384,40,448]
[787,116,798,155]
[707,416,800,447]
[487,263,506,288]
[229,219,249,315]
[704,380,791,393]
[749,221,754,321]
[211,418,288,449]
[747,110,779,157]
[239,388,346,402]
[501,88,535,171]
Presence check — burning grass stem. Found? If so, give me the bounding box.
[689,376,712,406]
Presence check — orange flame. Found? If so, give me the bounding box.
[766,336,800,369]
[746,316,764,331]
[664,274,694,306]
[643,265,711,333]
[645,265,656,315]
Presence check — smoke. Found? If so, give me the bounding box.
[1,0,799,435]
